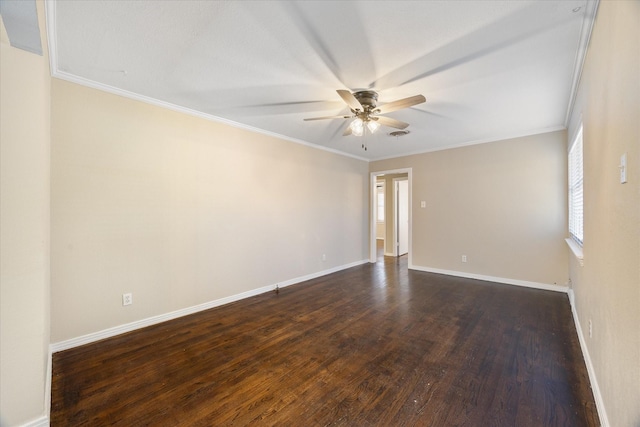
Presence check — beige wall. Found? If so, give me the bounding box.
[50,79,369,343]
[566,1,640,425]
[2,3,634,425]
[371,131,568,286]
[0,3,51,425]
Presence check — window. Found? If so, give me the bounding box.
[568,126,584,245]
[376,183,385,222]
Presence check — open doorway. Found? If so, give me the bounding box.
[370,168,412,264]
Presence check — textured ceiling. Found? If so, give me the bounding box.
[48,0,596,161]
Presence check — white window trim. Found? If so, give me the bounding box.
[565,237,584,266]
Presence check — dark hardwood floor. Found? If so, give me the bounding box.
[51,245,599,426]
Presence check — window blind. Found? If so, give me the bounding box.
[568,127,584,245]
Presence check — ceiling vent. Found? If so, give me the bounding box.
[389,130,410,137]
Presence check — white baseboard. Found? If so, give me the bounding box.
[44,348,52,423]
[408,264,569,293]
[50,259,369,353]
[46,259,607,426]
[19,416,49,427]
[407,266,606,425]
[568,289,610,427]
[275,259,369,288]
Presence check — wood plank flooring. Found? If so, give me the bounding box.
[51,251,599,426]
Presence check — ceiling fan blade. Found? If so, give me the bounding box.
[376,95,426,114]
[337,89,363,111]
[303,115,352,121]
[375,116,410,130]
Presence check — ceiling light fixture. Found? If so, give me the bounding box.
[350,117,364,136]
[350,115,380,136]
[367,119,380,133]
[304,90,426,145]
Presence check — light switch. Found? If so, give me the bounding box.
[420,201,426,208]
[620,153,627,184]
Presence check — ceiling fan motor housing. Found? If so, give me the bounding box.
[353,90,378,110]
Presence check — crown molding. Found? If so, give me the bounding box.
[564,0,600,127]
[369,125,567,162]
[44,0,587,165]
[44,1,368,163]
[52,70,370,163]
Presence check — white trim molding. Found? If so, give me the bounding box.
[369,168,412,264]
[50,259,368,353]
[43,1,367,164]
[19,416,49,427]
[370,125,567,162]
[44,347,52,423]
[564,0,600,126]
[408,264,608,425]
[565,237,584,266]
[409,264,570,293]
[567,290,610,427]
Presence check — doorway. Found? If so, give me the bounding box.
[370,168,412,264]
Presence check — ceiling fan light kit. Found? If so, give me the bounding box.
[367,120,380,133]
[349,118,364,136]
[304,89,426,146]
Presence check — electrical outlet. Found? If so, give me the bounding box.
[322,254,327,262]
[589,319,592,338]
[461,255,467,263]
[122,293,133,306]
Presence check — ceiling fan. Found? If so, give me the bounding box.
[304,90,426,136]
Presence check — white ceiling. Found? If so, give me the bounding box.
[47,0,596,161]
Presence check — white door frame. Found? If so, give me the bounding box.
[394,177,409,256]
[369,168,412,264]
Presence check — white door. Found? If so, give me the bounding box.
[397,180,409,256]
